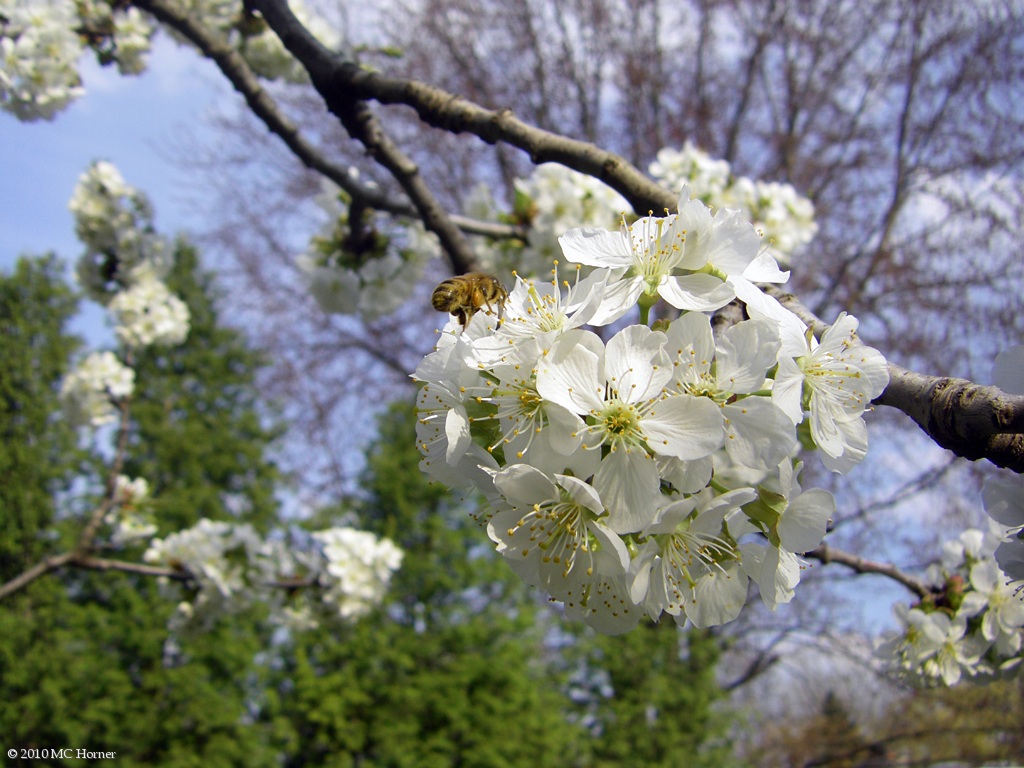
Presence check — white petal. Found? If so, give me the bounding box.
[594,449,662,533]
[660,274,735,312]
[556,474,606,516]
[542,402,587,455]
[982,474,1024,527]
[605,325,671,403]
[675,197,715,269]
[723,398,797,470]
[535,331,605,414]
[716,320,780,393]
[587,274,645,326]
[444,406,471,463]
[587,519,630,572]
[772,357,805,423]
[656,455,713,494]
[685,563,748,628]
[558,226,631,268]
[665,310,714,381]
[643,395,725,460]
[817,416,868,474]
[493,463,558,506]
[778,489,834,552]
[704,209,761,275]
[741,250,790,283]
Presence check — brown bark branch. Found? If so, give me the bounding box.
[247,0,677,217]
[133,0,519,245]
[805,544,935,600]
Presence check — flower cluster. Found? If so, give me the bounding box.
[104,474,158,545]
[59,350,135,428]
[415,186,887,634]
[69,161,190,346]
[879,528,1024,685]
[164,0,338,83]
[0,0,84,120]
[77,0,155,75]
[143,519,404,627]
[508,165,629,276]
[108,274,191,348]
[0,0,154,120]
[53,161,405,633]
[144,518,283,624]
[457,143,815,292]
[313,527,405,620]
[0,0,336,124]
[649,143,818,266]
[297,181,439,319]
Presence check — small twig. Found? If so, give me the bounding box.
[806,544,935,599]
[0,552,75,600]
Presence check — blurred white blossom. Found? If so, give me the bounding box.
[0,0,84,120]
[312,527,404,620]
[109,274,191,348]
[60,351,135,428]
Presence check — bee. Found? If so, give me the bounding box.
[431,273,508,328]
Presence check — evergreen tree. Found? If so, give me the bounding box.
[0,245,285,766]
[0,255,81,581]
[578,624,741,768]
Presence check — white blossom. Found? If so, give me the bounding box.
[313,527,404,620]
[69,161,170,302]
[0,0,84,120]
[770,312,889,473]
[511,164,627,277]
[409,164,882,637]
[108,275,191,348]
[536,325,724,532]
[649,142,818,267]
[59,351,135,428]
[297,184,437,319]
[104,475,157,545]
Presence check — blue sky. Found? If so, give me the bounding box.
[1,35,233,340]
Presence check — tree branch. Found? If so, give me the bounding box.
[0,552,74,600]
[247,0,677,217]
[331,95,481,273]
[805,544,935,599]
[765,285,1024,472]
[134,0,519,245]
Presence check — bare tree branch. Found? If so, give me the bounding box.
[135,0,522,246]
[806,544,935,599]
[0,552,75,600]
[330,95,481,273]
[247,0,677,217]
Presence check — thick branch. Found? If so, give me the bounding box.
[248,0,677,217]
[875,363,1024,472]
[766,286,1024,472]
